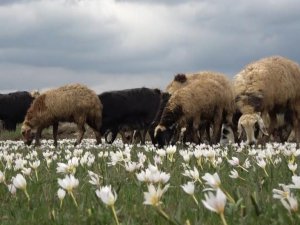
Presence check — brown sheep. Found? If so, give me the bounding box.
[21,83,103,147]
[155,72,234,147]
[166,71,232,95]
[234,56,300,145]
[165,71,235,144]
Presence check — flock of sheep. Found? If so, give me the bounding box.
[2,55,300,148]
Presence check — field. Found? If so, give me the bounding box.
[0,134,300,225]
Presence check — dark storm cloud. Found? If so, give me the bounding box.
[0,0,300,92]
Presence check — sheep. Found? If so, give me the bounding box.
[155,72,234,147]
[21,83,103,147]
[165,71,236,144]
[166,72,233,95]
[234,56,300,145]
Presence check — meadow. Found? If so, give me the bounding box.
[0,136,300,225]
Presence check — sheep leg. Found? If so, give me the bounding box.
[75,116,86,146]
[53,122,59,147]
[34,127,43,147]
[140,129,147,145]
[192,117,201,144]
[211,109,222,144]
[292,111,300,144]
[86,115,102,145]
[92,129,102,145]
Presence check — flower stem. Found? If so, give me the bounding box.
[35,170,39,181]
[111,205,120,225]
[238,165,249,172]
[24,189,30,202]
[263,168,269,177]
[70,192,78,207]
[192,194,199,206]
[156,207,180,225]
[221,187,235,204]
[220,212,228,225]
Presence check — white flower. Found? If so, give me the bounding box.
[29,160,40,169]
[57,188,66,200]
[125,162,138,173]
[273,185,290,200]
[88,170,102,187]
[156,149,166,157]
[0,170,5,183]
[228,157,239,166]
[182,166,200,182]
[56,158,78,175]
[96,185,117,206]
[13,174,27,191]
[181,181,195,195]
[288,162,297,173]
[229,169,239,179]
[21,167,32,176]
[166,145,176,154]
[143,183,169,206]
[179,150,192,162]
[58,175,79,193]
[257,158,267,169]
[7,184,17,195]
[280,195,298,213]
[202,172,221,189]
[202,188,227,214]
[287,175,300,189]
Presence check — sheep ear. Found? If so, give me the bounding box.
[258,118,269,136]
[154,125,166,137]
[174,74,187,83]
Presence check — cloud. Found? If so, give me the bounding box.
[0,0,300,92]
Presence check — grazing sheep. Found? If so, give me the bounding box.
[166,72,232,95]
[155,72,234,147]
[234,56,300,144]
[21,83,103,147]
[165,71,235,145]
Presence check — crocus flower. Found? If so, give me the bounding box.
[202,172,221,189]
[96,185,119,225]
[13,173,30,201]
[202,189,228,225]
[280,195,298,213]
[58,174,79,207]
[96,185,117,206]
[57,188,66,208]
[143,183,169,207]
[181,181,198,205]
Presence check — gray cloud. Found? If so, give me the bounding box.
[0,0,300,92]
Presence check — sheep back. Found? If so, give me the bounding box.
[234,56,300,113]
[24,83,102,130]
[161,73,233,128]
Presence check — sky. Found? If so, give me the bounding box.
[0,0,300,94]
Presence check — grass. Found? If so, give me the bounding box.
[0,139,300,225]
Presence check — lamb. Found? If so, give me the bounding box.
[233,56,300,145]
[165,71,236,145]
[21,83,103,147]
[155,72,235,147]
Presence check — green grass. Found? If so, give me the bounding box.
[0,124,22,140]
[0,140,300,225]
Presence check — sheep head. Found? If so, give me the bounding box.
[21,122,35,146]
[237,113,269,145]
[154,125,174,148]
